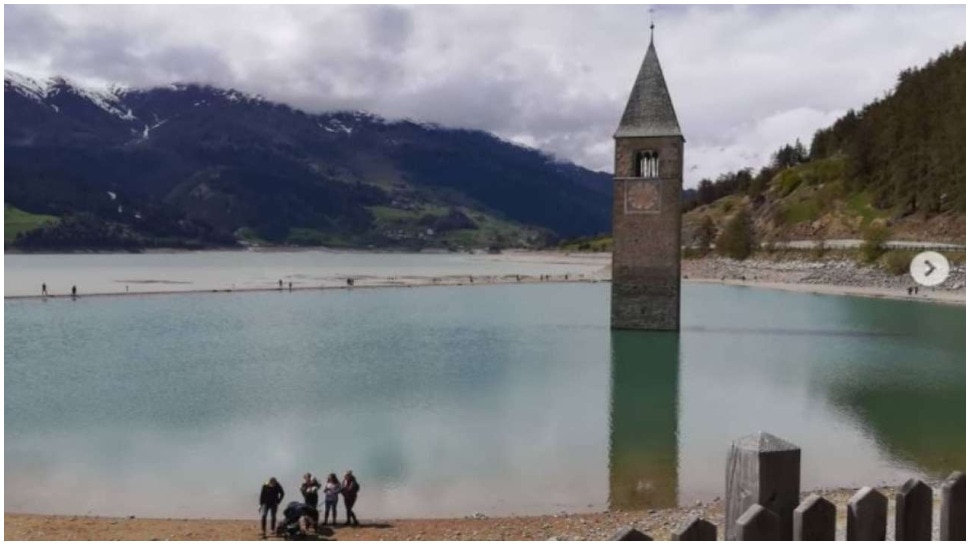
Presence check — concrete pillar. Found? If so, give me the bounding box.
[724,432,801,540]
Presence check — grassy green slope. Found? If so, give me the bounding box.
[367,204,547,250]
[5,204,58,244]
[685,156,964,244]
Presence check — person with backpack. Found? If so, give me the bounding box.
[300,473,321,509]
[341,470,360,526]
[258,477,285,538]
[322,473,341,525]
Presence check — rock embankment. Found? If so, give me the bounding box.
[683,257,966,295]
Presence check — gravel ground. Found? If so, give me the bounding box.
[4,484,951,541]
[682,256,965,303]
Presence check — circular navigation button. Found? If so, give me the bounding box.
[909,251,950,287]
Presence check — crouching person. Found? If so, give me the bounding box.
[259,477,285,538]
[278,501,319,539]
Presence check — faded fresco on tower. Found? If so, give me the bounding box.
[624,179,662,214]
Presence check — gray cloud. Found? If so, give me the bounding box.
[4,5,965,185]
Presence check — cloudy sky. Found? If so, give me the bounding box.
[4,4,965,186]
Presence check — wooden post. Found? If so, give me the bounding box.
[894,478,932,541]
[610,527,653,541]
[941,471,966,541]
[737,504,780,541]
[846,487,887,541]
[671,516,717,541]
[793,494,835,541]
[725,432,801,540]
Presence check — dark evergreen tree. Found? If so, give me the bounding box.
[715,207,756,260]
[695,215,717,252]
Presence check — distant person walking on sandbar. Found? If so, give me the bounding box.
[300,473,321,509]
[341,470,360,526]
[42,283,48,296]
[258,477,285,538]
[322,473,341,525]
[71,285,77,298]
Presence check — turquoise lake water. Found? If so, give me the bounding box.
[4,282,965,519]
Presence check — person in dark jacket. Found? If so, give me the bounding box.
[340,470,360,526]
[279,501,319,537]
[258,477,285,537]
[300,473,321,508]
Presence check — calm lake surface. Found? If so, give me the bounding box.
[4,280,965,519]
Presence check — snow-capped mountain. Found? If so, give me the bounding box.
[5,70,610,249]
[6,71,134,119]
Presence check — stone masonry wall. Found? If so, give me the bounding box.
[611,136,684,330]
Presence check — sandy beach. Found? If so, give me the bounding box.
[3,484,948,541]
[6,250,964,305]
[688,277,965,305]
[3,250,611,299]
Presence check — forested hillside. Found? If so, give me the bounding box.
[811,44,965,215]
[683,44,965,245]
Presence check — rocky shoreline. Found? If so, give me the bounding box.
[683,255,966,291]
[682,255,965,305]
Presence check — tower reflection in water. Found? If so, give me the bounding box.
[608,330,680,510]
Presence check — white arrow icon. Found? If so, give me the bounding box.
[911,252,949,287]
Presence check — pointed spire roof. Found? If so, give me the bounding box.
[615,37,683,139]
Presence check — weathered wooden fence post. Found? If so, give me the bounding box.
[894,478,932,541]
[941,471,966,541]
[846,487,887,541]
[793,494,835,541]
[610,527,653,541]
[725,432,800,540]
[737,504,780,541]
[671,516,717,541]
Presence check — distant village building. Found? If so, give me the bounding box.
[610,26,684,331]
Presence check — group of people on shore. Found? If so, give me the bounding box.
[258,471,360,538]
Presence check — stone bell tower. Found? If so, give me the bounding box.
[611,28,684,331]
